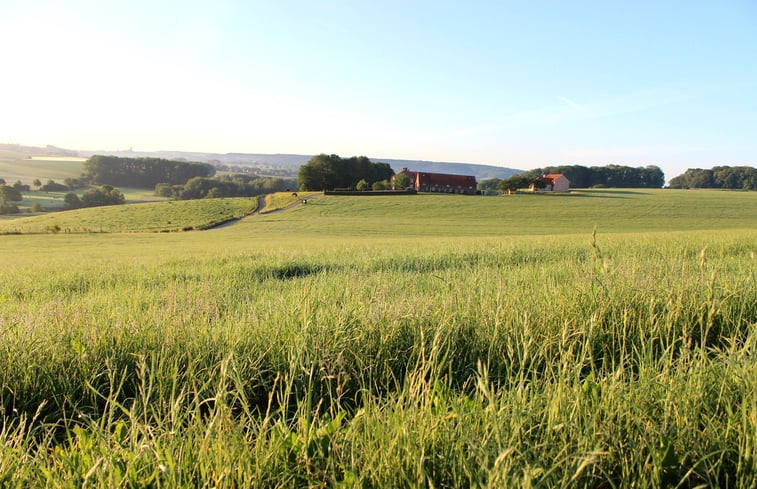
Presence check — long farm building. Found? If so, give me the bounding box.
[395,168,478,195]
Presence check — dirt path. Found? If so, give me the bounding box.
[206,193,322,230]
[260,192,322,215]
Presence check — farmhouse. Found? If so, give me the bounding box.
[531,173,570,192]
[395,168,478,195]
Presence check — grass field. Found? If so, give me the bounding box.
[3,188,757,236]
[0,189,756,487]
[0,189,168,221]
[0,197,258,233]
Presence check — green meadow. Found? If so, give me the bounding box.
[1,189,756,487]
[0,197,258,234]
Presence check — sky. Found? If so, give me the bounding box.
[1,0,756,180]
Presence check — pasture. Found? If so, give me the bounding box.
[0,197,258,233]
[246,188,757,236]
[0,189,756,487]
[3,188,757,236]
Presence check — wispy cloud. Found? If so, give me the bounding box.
[556,96,586,111]
[495,81,733,130]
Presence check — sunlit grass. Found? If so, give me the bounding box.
[0,197,258,233]
[4,188,757,236]
[246,188,757,237]
[0,190,756,487]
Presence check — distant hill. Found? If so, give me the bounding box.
[373,158,521,180]
[76,150,523,181]
[3,144,523,181]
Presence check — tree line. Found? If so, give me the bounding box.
[155,174,295,200]
[64,186,125,209]
[668,166,757,190]
[83,155,216,187]
[479,164,665,192]
[542,164,664,188]
[298,154,394,191]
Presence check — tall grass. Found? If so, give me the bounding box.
[1,228,756,486]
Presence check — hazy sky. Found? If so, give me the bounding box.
[2,0,756,179]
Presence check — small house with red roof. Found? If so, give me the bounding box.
[531,173,570,192]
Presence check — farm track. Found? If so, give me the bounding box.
[207,193,322,230]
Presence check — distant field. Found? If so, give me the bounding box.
[0,152,85,184]
[0,188,164,217]
[18,190,69,210]
[28,156,88,162]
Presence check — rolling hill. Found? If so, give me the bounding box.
[1,144,522,181]
[3,188,757,236]
[76,150,522,180]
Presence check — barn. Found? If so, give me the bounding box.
[395,168,478,195]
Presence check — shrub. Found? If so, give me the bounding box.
[64,192,82,208]
[81,185,125,207]
[0,203,19,214]
[42,180,69,191]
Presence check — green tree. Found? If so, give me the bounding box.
[0,185,22,214]
[181,177,221,199]
[64,192,82,208]
[686,169,716,188]
[478,178,502,194]
[298,154,395,191]
[154,183,175,198]
[42,180,68,191]
[64,177,82,189]
[393,172,411,190]
[641,165,665,188]
[531,177,547,190]
[498,173,534,192]
[667,175,685,189]
[33,179,42,188]
[356,179,369,191]
[0,185,22,204]
[81,185,125,207]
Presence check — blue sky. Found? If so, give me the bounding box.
[1,0,756,180]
